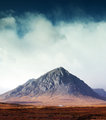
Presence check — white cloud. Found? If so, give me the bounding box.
[0,13,106,94]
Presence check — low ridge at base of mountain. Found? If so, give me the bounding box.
[0,94,106,106]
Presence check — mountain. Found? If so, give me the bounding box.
[93,89,106,98]
[0,67,106,106]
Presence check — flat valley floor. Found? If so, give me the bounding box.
[0,103,106,120]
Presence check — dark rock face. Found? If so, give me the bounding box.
[1,67,104,100]
[93,89,106,97]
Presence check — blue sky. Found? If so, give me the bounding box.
[0,0,106,94]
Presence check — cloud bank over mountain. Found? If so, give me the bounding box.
[0,13,106,93]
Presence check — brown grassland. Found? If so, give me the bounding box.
[0,103,106,120]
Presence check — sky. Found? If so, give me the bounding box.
[0,0,106,94]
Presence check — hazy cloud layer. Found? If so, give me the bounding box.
[0,13,106,94]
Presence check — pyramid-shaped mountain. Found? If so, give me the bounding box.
[1,67,104,101]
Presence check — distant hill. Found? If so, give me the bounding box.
[93,89,106,98]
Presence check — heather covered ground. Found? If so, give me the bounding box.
[0,103,106,120]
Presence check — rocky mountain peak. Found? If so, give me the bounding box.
[38,67,71,86]
[45,67,70,77]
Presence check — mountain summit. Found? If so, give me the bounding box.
[0,67,105,105]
